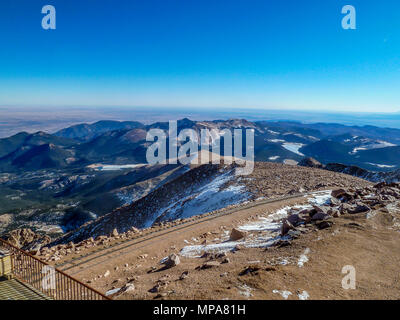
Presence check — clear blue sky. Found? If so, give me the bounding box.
[0,0,399,112]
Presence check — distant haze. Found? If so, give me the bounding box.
[1,106,400,139]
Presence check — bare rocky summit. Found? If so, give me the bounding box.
[34,162,373,263]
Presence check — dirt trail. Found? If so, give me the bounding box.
[59,195,306,276]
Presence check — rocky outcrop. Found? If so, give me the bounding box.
[299,158,400,184]
[1,228,51,254]
[298,157,324,169]
[280,182,400,241]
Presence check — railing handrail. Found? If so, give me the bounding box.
[0,238,110,300]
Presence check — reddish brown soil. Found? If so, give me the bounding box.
[61,196,400,300]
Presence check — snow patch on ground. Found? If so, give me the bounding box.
[366,162,396,169]
[106,288,121,296]
[268,156,280,160]
[88,164,145,171]
[297,291,310,300]
[180,191,332,258]
[282,143,305,156]
[237,284,253,298]
[297,248,310,268]
[352,140,396,154]
[273,290,292,299]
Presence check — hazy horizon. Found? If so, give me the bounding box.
[2,105,400,139]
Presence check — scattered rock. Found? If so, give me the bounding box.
[311,212,331,221]
[348,203,371,214]
[275,239,292,247]
[287,229,301,239]
[199,261,220,269]
[344,222,365,230]
[221,258,230,264]
[316,220,333,230]
[163,253,180,269]
[239,265,261,276]
[149,281,168,293]
[179,271,189,280]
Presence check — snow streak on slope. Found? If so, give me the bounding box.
[144,171,251,227]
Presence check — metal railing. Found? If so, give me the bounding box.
[0,238,110,300]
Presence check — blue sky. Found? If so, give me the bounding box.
[0,0,399,112]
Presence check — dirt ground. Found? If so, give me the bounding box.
[61,194,400,300]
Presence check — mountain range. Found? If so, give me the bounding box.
[2,118,400,172]
[1,118,400,238]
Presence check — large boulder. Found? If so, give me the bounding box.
[287,214,304,227]
[229,228,246,241]
[281,219,295,236]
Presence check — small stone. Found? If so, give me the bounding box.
[287,229,301,239]
[316,220,333,230]
[200,261,220,269]
[119,283,135,294]
[163,253,180,269]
